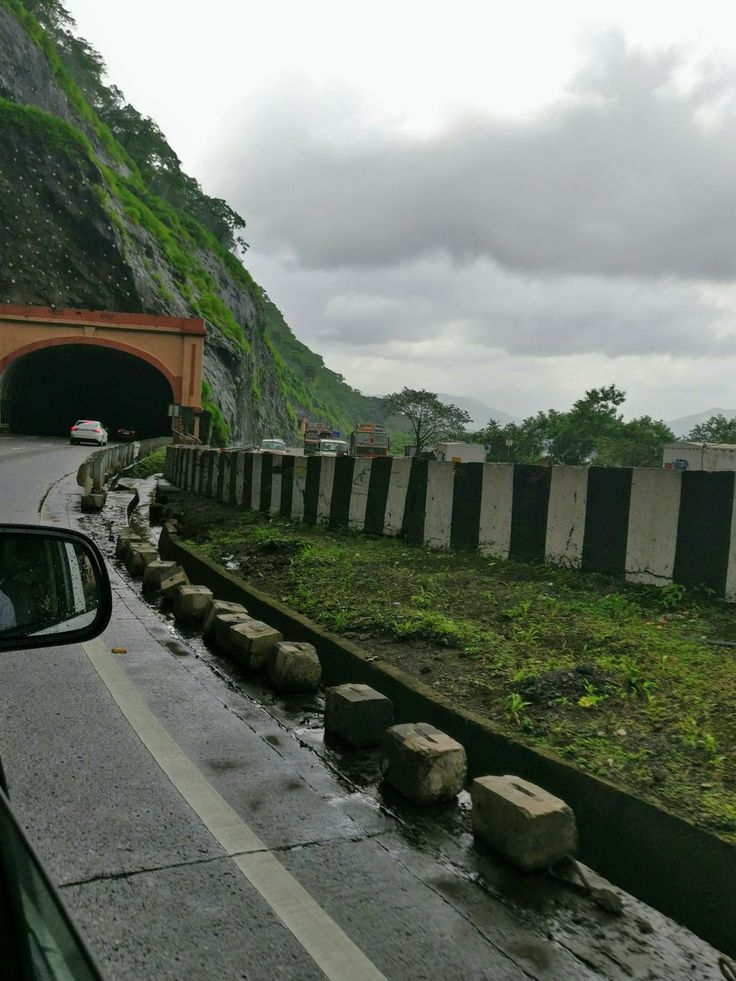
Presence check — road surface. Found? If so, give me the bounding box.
[0,435,725,980]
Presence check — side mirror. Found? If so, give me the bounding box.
[0,525,112,651]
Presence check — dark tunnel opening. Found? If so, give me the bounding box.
[1,344,173,438]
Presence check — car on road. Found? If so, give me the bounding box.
[317,438,349,457]
[114,425,136,442]
[70,420,108,446]
[259,438,286,454]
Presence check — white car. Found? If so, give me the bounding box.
[259,438,286,454]
[70,420,108,446]
[317,439,349,457]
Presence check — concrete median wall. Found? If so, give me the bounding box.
[164,447,736,601]
[79,437,172,492]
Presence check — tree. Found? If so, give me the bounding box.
[687,414,736,443]
[595,416,675,468]
[383,389,471,456]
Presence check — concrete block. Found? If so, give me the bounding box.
[202,599,249,640]
[267,641,319,691]
[325,684,394,747]
[470,775,578,872]
[382,723,467,804]
[159,568,190,597]
[81,492,106,512]
[163,519,181,535]
[226,620,285,670]
[115,529,143,559]
[142,560,179,593]
[172,585,214,622]
[214,612,253,650]
[125,543,159,576]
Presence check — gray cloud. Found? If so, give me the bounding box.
[214,31,736,281]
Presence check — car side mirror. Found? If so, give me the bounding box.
[0,526,112,651]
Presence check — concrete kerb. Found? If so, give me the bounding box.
[158,523,736,958]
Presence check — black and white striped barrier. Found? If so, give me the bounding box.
[165,448,736,600]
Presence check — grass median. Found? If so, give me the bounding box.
[177,496,736,841]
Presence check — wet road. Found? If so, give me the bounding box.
[0,435,726,979]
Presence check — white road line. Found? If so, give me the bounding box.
[83,637,386,981]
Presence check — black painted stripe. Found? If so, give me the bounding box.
[673,471,734,594]
[329,456,355,530]
[260,453,273,512]
[280,455,295,517]
[229,452,239,504]
[303,456,321,525]
[450,463,483,551]
[509,465,552,562]
[242,453,254,509]
[189,450,197,491]
[402,459,428,545]
[582,467,633,574]
[364,457,392,535]
[216,452,226,500]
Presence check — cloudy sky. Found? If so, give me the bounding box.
[65,0,736,420]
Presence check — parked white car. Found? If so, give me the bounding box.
[70,420,108,446]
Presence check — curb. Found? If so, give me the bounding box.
[159,526,735,958]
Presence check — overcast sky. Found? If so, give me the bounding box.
[64,0,736,420]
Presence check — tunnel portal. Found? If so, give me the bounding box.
[2,343,173,438]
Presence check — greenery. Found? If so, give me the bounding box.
[687,414,736,443]
[184,504,736,841]
[122,447,166,478]
[384,388,471,456]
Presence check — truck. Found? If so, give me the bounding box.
[304,427,332,456]
[350,423,390,458]
[663,441,736,471]
[435,441,487,464]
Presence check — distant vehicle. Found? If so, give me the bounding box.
[304,427,332,455]
[663,441,736,472]
[70,420,108,446]
[259,438,286,454]
[115,425,136,443]
[435,441,487,464]
[350,423,390,458]
[317,438,349,457]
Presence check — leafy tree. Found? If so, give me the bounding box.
[687,414,736,444]
[595,416,675,468]
[384,389,471,456]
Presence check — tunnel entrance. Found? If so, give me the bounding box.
[0,344,173,438]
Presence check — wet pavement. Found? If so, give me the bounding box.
[0,437,728,979]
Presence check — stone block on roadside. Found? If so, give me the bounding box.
[202,599,248,639]
[470,775,577,872]
[115,528,142,559]
[159,567,190,597]
[225,620,283,670]
[325,684,394,747]
[163,519,181,536]
[214,612,253,650]
[142,560,179,594]
[381,723,467,805]
[81,492,106,512]
[125,542,159,576]
[267,640,319,691]
[173,585,214,622]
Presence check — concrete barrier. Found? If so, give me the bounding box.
[325,684,394,747]
[382,722,467,804]
[267,640,320,691]
[164,447,736,600]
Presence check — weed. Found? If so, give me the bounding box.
[660,583,686,610]
[578,680,608,709]
[506,692,531,728]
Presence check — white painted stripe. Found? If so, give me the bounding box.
[724,489,736,602]
[317,457,336,523]
[270,461,282,515]
[383,458,412,536]
[250,454,262,510]
[82,638,385,981]
[545,466,587,568]
[209,454,220,498]
[424,461,454,548]
[348,458,372,530]
[478,464,513,558]
[291,459,307,520]
[625,468,681,585]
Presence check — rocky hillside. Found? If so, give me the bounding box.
[0,0,383,443]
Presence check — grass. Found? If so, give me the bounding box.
[179,502,736,842]
[123,448,166,478]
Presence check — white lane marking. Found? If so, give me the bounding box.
[82,637,386,981]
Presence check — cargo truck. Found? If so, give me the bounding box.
[304,427,332,455]
[350,423,390,458]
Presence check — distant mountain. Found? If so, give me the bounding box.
[666,408,736,439]
[437,394,522,430]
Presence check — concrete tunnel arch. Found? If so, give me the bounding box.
[0,338,175,438]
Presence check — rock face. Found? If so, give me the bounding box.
[0,3,369,445]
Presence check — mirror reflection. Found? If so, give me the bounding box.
[0,533,102,638]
